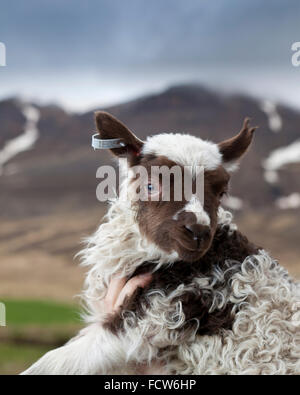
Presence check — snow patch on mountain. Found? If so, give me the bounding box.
[276,193,300,210]
[0,104,40,176]
[263,140,300,184]
[223,195,243,210]
[260,100,282,133]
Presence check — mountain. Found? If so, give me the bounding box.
[0,98,26,148]
[0,85,299,303]
[0,85,300,219]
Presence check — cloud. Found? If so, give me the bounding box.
[0,0,300,110]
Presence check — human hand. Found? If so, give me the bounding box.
[102,273,152,315]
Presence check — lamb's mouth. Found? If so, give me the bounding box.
[174,239,211,262]
[174,230,211,251]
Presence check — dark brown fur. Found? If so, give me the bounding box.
[218,118,257,163]
[134,154,230,262]
[95,111,143,159]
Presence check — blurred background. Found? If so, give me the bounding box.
[0,0,300,374]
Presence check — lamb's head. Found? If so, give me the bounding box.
[95,112,256,263]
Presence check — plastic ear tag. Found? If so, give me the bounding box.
[92,134,126,150]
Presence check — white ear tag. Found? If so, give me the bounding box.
[92,133,127,150]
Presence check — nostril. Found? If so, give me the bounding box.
[184,225,194,234]
[184,225,211,240]
[184,225,200,238]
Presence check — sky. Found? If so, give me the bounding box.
[0,0,300,112]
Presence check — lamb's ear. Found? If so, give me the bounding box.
[94,111,144,158]
[218,118,258,170]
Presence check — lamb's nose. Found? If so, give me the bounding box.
[184,224,211,241]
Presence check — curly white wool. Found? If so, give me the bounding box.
[169,253,300,374]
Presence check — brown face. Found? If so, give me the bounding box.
[94,112,256,263]
[134,155,230,262]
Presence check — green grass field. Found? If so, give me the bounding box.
[0,299,82,375]
[0,343,50,375]
[3,299,81,326]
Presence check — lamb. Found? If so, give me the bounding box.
[23,113,300,375]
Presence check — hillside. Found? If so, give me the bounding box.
[1,85,300,218]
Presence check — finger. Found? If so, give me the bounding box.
[114,273,152,311]
[105,275,127,308]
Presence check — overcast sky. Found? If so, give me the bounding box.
[0,0,300,111]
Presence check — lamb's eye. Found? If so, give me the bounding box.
[145,181,161,199]
[147,184,155,193]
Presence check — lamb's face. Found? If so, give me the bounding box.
[94,112,256,263]
[133,135,230,262]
